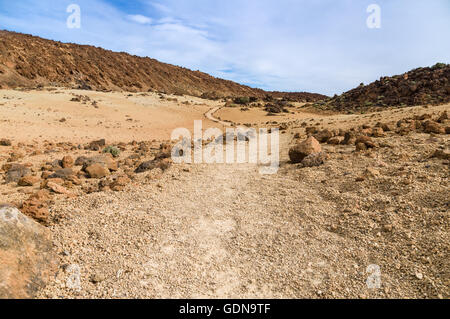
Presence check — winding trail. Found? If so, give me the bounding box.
[205,106,232,127]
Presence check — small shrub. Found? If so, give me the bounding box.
[233,97,250,105]
[432,62,447,69]
[103,146,120,158]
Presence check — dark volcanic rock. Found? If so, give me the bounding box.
[327,63,450,111]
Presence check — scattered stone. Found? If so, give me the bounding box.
[155,143,172,160]
[423,121,445,134]
[342,132,356,145]
[79,155,118,172]
[305,127,319,136]
[0,138,12,146]
[74,156,89,166]
[41,171,52,179]
[8,151,25,162]
[356,143,367,152]
[437,111,448,123]
[48,168,74,180]
[289,136,322,164]
[20,199,50,224]
[18,175,40,187]
[29,189,51,202]
[62,156,74,168]
[85,163,110,179]
[46,182,71,195]
[110,175,131,191]
[355,136,377,148]
[327,137,342,145]
[5,164,31,183]
[90,273,105,284]
[381,123,395,132]
[87,139,106,151]
[314,129,333,143]
[135,158,172,173]
[371,127,385,137]
[301,152,328,168]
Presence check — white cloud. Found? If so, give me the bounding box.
[127,14,152,25]
[1,0,449,95]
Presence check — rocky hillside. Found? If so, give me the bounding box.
[0,30,325,101]
[323,63,450,112]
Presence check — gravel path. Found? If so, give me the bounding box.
[37,154,405,299]
[205,106,231,127]
[36,157,355,298]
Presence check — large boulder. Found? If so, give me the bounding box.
[289,136,322,164]
[0,205,57,298]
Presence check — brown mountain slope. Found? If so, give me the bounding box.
[0,30,326,101]
[321,63,450,112]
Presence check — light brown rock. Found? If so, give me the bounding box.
[20,199,50,224]
[0,206,57,298]
[85,163,110,178]
[289,136,322,164]
[46,182,71,195]
[18,175,40,187]
[61,156,74,168]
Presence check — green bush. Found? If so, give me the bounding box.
[103,146,121,158]
[233,97,250,105]
[432,62,447,69]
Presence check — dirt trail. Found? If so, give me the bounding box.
[205,106,231,127]
[38,158,349,298]
[38,137,394,299]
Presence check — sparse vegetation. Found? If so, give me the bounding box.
[233,96,251,105]
[103,146,120,158]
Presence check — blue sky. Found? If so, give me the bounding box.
[0,0,449,95]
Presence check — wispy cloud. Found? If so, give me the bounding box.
[0,0,449,95]
[127,14,152,25]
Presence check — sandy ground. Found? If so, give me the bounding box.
[0,88,449,299]
[0,88,222,143]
